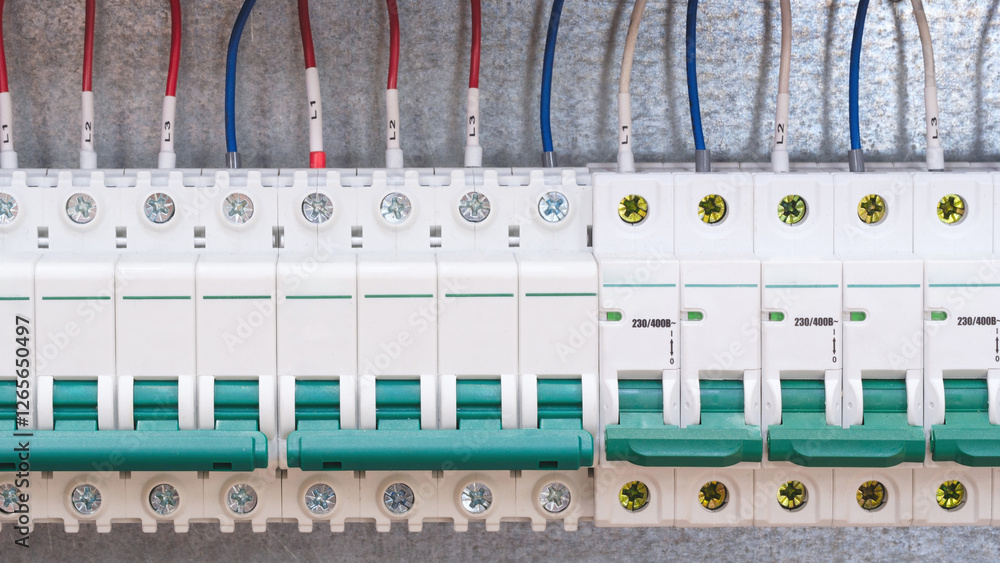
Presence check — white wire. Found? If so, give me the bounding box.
[771,0,791,173]
[617,0,646,173]
[910,0,944,170]
[157,95,177,169]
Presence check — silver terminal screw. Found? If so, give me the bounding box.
[304,483,337,516]
[302,193,334,224]
[0,193,18,225]
[461,482,493,514]
[538,191,569,223]
[0,483,20,514]
[66,193,98,224]
[148,483,180,516]
[144,192,176,224]
[380,192,412,224]
[458,191,491,223]
[226,483,258,515]
[223,192,254,225]
[71,484,102,515]
[539,482,571,514]
[383,483,414,515]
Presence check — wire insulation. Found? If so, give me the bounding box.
[386,0,400,90]
[298,0,325,168]
[540,0,564,165]
[165,0,181,97]
[909,0,944,170]
[80,0,97,169]
[465,0,483,167]
[849,0,870,152]
[771,0,791,172]
[617,0,647,173]
[0,0,8,95]
[0,0,15,168]
[385,0,402,167]
[158,0,182,169]
[225,0,257,158]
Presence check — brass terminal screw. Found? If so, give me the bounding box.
[618,194,648,224]
[698,481,728,511]
[777,480,807,511]
[937,194,966,224]
[856,480,886,511]
[698,194,727,224]
[857,194,886,224]
[619,481,650,512]
[937,480,966,510]
[777,194,807,225]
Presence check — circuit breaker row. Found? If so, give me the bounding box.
[1,165,1000,531]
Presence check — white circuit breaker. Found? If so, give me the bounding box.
[2,165,1000,533]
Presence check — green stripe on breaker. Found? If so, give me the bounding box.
[524,293,596,297]
[285,295,352,300]
[0,297,29,301]
[445,293,514,298]
[42,296,111,301]
[364,294,433,299]
[602,283,676,288]
[122,296,191,300]
[847,284,920,289]
[203,295,272,300]
[683,284,757,288]
[929,284,1000,288]
[765,284,839,289]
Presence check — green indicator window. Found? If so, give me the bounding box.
[769,312,785,322]
[850,311,867,322]
[606,311,623,322]
[687,311,704,321]
[931,311,948,321]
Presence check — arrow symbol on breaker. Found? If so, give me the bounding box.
[670,339,674,355]
[832,337,836,355]
[995,336,998,354]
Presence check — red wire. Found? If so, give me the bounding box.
[298,0,317,69]
[0,0,8,94]
[82,0,95,92]
[165,0,181,96]
[386,0,399,89]
[469,0,481,89]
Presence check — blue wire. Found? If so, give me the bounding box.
[685,0,705,151]
[540,0,564,154]
[849,0,870,151]
[225,0,257,154]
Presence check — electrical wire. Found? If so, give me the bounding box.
[0,0,16,169]
[617,0,646,173]
[465,0,482,167]
[685,0,709,172]
[158,0,181,169]
[909,0,944,171]
[771,0,791,173]
[80,0,96,169]
[298,0,325,169]
[848,0,870,172]
[385,0,403,168]
[224,0,257,169]
[540,0,564,168]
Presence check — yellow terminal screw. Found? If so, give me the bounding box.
[857,194,886,224]
[856,480,886,511]
[777,480,807,511]
[618,194,648,224]
[698,481,728,511]
[937,480,966,510]
[698,194,727,224]
[937,194,966,224]
[619,481,650,512]
[777,194,807,225]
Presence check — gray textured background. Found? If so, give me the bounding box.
[4,0,1000,170]
[2,0,1000,559]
